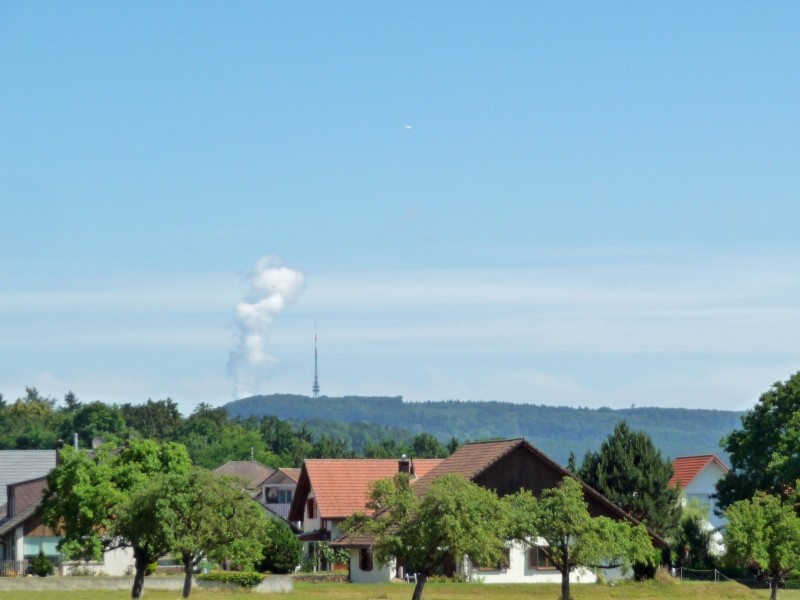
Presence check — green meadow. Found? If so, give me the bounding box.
[0,580,791,600]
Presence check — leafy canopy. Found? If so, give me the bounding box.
[40,439,192,598]
[508,477,656,600]
[131,467,269,598]
[716,371,800,512]
[724,491,800,600]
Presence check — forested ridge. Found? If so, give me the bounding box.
[226,394,742,464]
[0,388,741,467]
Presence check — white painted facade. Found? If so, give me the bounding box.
[460,541,597,585]
[60,546,135,576]
[302,493,321,534]
[346,549,395,584]
[346,540,608,585]
[681,460,728,530]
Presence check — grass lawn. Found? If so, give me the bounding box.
[0,580,793,600]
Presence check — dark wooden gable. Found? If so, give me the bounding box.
[471,443,633,521]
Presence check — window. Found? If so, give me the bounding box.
[23,536,61,560]
[529,546,555,570]
[307,498,316,519]
[359,548,373,572]
[267,488,294,503]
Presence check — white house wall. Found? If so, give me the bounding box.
[346,542,599,586]
[61,547,135,576]
[302,492,321,533]
[684,462,727,529]
[460,542,596,585]
[347,549,395,584]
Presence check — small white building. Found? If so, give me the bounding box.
[669,455,729,530]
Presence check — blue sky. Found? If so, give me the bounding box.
[2,2,800,415]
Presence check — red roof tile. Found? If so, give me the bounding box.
[302,458,442,519]
[669,455,729,489]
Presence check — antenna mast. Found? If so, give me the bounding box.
[312,321,320,398]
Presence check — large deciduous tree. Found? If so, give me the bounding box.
[344,473,509,600]
[132,467,269,597]
[40,439,192,598]
[579,420,681,538]
[508,477,656,600]
[716,372,800,513]
[724,491,800,600]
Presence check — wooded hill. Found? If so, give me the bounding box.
[224,394,743,465]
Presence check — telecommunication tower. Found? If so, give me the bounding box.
[312,323,320,398]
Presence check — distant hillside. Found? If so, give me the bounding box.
[224,394,743,465]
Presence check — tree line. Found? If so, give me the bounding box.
[0,388,455,467]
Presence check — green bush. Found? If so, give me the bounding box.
[30,551,54,577]
[197,570,264,588]
[258,518,301,574]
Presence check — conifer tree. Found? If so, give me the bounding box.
[579,421,681,538]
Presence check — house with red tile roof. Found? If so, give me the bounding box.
[332,439,668,585]
[288,457,443,577]
[670,454,729,529]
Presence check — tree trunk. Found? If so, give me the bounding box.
[411,572,428,600]
[182,553,194,598]
[560,545,571,600]
[771,576,779,600]
[131,547,148,599]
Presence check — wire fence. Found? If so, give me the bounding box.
[0,560,28,577]
[675,567,734,583]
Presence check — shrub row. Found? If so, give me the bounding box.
[196,571,264,588]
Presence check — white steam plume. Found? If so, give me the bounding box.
[227,256,305,398]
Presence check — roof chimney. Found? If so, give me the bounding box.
[398,455,416,478]
[398,454,410,474]
[55,439,65,465]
